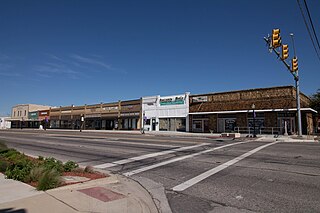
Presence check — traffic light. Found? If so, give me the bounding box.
[272,29,281,48]
[281,44,289,60]
[291,57,298,72]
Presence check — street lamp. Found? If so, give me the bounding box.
[142,111,146,134]
[252,104,256,137]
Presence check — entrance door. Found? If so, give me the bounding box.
[280,117,295,135]
[218,119,224,132]
[192,119,209,133]
[151,118,156,131]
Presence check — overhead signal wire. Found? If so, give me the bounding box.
[297,0,320,61]
[303,0,320,52]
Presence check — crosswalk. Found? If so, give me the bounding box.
[93,140,280,192]
[94,143,210,169]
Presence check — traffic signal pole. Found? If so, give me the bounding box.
[295,73,302,136]
[264,35,303,136]
[290,33,302,136]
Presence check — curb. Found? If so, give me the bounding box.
[131,176,172,213]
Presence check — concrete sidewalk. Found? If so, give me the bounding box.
[255,135,318,143]
[0,173,159,213]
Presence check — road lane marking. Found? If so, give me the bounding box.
[123,141,249,177]
[92,139,181,148]
[172,141,279,192]
[40,135,195,148]
[94,143,210,169]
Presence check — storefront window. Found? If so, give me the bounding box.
[160,118,186,131]
[248,119,265,128]
[225,119,236,132]
[192,120,203,132]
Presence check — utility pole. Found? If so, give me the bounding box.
[264,29,302,137]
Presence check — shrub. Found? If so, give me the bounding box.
[1,149,20,159]
[84,165,94,173]
[37,169,61,191]
[0,158,10,173]
[5,160,33,182]
[42,157,64,173]
[7,152,29,163]
[25,166,45,183]
[63,161,79,172]
[38,156,44,161]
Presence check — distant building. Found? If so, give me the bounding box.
[8,85,317,135]
[49,100,141,130]
[10,104,51,128]
[0,117,11,129]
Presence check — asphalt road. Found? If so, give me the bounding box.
[0,129,319,213]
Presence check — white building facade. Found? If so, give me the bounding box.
[142,92,190,132]
[0,117,11,129]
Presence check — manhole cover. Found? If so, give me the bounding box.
[78,187,126,202]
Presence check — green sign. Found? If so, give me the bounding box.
[28,111,38,120]
[160,96,185,106]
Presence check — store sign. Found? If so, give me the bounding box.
[122,105,134,110]
[121,112,139,116]
[61,110,71,114]
[40,112,48,115]
[192,96,208,103]
[160,96,185,106]
[85,114,101,118]
[103,106,118,111]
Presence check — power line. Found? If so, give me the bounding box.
[303,0,320,51]
[297,0,320,61]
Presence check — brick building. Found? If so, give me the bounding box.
[49,99,141,130]
[189,86,316,135]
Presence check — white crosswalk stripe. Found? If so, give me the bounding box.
[94,143,210,169]
[123,141,249,176]
[172,142,279,192]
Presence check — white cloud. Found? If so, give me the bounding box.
[70,54,113,70]
[34,63,80,79]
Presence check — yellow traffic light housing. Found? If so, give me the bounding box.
[281,44,289,60]
[272,29,281,48]
[291,57,298,72]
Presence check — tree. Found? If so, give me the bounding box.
[310,89,320,113]
[310,89,320,133]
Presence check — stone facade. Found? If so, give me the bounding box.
[189,86,315,134]
[190,86,309,113]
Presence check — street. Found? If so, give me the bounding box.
[1,129,320,213]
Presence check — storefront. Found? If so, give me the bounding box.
[189,86,317,135]
[142,93,189,132]
[119,100,141,130]
[27,111,39,128]
[49,107,60,128]
[101,103,119,130]
[47,101,140,131]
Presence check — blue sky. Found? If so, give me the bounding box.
[0,0,319,116]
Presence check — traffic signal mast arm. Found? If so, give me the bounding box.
[264,37,298,80]
[264,29,302,136]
